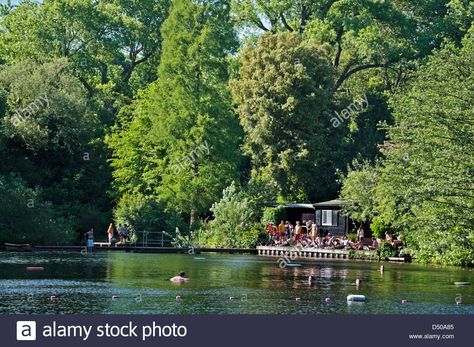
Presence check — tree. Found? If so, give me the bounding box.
[231,32,340,202]
[232,0,465,91]
[376,26,474,266]
[0,0,171,99]
[0,59,111,235]
[108,0,243,227]
[339,160,378,225]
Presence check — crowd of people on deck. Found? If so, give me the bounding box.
[264,220,401,250]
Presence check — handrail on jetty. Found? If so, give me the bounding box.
[133,231,169,247]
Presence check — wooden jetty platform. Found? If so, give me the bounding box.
[257,245,353,260]
[1,244,257,254]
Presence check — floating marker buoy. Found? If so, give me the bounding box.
[401,299,408,304]
[111,295,119,301]
[347,294,366,302]
[26,267,44,271]
[454,282,470,286]
[176,295,182,301]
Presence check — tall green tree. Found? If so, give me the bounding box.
[0,0,171,100]
[231,32,339,201]
[232,0,465,91]
[108,0,243,228]
[375,27,474,266]
[0,59,110,235]
[339,160,378,225]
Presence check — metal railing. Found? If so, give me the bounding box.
[133,231,171,247]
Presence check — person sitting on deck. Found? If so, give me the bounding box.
[170,271,188,283]
[339,236,349,249]
[348,238,363,250]
[326,233,336,248]
[370,237,379,250]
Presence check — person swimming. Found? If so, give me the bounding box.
[170,271,188,282]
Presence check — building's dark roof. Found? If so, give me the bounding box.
[312,199,346,208]
[274,203,315,209]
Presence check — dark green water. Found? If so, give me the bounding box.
[0,251,473,314]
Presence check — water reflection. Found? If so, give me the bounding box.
[0,252,473,314]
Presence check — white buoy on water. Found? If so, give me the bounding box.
[347,294,366,302]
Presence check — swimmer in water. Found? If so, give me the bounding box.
[170,271,188,283]
[308,275,315,284]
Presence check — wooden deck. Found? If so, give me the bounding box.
[257,245,354,260]
[2,244,257,254]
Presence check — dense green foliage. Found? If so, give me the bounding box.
[231,32,339,201]
[340,28,474,266]
[0,175,75,244]
[195,182,259,248]
[261,206,287,225]
[340,161,378,224]
[107,0,242,232]
[0,59,110,240]
[0,0,471,265]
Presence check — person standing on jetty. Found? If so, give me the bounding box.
[84,228,94,253]
[357,226,365,241]
[107,223,115,246]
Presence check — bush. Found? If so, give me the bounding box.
[195,222,260,249]
[0,175,75,245]
[193,182,259,248]
[378,241,398,259]
[370,216,390,239]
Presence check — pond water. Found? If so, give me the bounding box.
[0,251,473,314]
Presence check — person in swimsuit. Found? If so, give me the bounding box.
[294,221,302,243]
[170,272,188,283]
[310,223,318,246]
